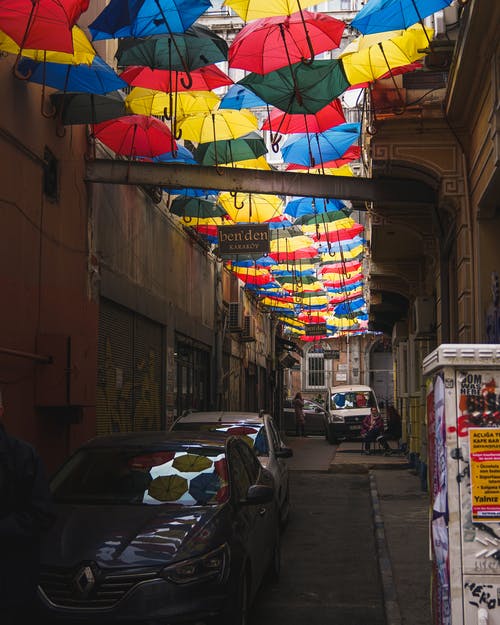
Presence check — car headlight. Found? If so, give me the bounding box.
[328,414,344,423]
[161,544,229,584]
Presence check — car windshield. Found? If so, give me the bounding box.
[51,446,229,506]
[331,391,374,409]
[172,422,269,457]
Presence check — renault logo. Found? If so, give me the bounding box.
[74,565,95,598]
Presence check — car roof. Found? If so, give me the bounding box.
[81,430,232,451]
[330,385,375,393]
[174,411,269,425]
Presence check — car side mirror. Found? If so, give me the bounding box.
[242,484,274,506]
[275,447,293,459]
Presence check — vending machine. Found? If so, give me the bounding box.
[423,344,500,625]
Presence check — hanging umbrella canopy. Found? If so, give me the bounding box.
[219,84,267,110]
[89,0,211,40]
[0,0,89,54]
[229,10,344,74]
[50,90,127,125]
[239,59,350,115]
[289,163,355,176]
[115,24,228,71]
[286,145,361,170]
[284,197,345,220]
[310,222,365,243]
[262,99,345,135]
[193,132,267,166]
[340,25,432,85]
[17,55,128,94]
[351,0,452,35]
[222,0,320,21]
[218,192,284,223]
[295,209,352,227]
[120,63,233,92]
[281,122,360,167]
[178,109,259,143]
[125,88,220,117]
[170,196,227,220]
[220,156,272,170]
[0,25,95,65]
[93,114,177,158]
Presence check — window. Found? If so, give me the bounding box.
[307,350,325,388]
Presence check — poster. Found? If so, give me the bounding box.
[470,428,500,522]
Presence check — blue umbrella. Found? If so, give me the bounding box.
[18,56,127,94]
[334,297,367,315]
[219,85,268,110]
[351,0,452,35]
[188,472,222,505]
[89,0,212,40]
[285,197,345,220]
[154,146,198,164]
[281,123,360,167]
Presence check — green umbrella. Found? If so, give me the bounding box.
[193,131,268,166]
[50,90,126,125]
[172,453,214,472]
[170,196,227,219]
[238,59,349,115]
[116,24,228,71]
[294,209,351,226]
[148,475,188,501]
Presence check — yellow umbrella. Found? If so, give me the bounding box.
[219,156,271,170]
[223,0,320,21]
[0,26,95,65]
[340,25,432,85]
[320,244,364,262]
[178,109,259,143]
[290,164,355,177]
[125,88,220,118]
[218,192,284,223]
[302,216,357,235]
[270,235,315,253]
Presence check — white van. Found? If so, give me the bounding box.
[325,384,379,444]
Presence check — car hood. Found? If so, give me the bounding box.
[330,408,370,418]
[41,503,224,569]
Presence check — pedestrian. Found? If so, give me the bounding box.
[0,391,54,624]
[361,406,390,454]
[292,392,306,437]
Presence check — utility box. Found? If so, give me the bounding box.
[423,344,500,625]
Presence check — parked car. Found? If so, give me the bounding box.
[325,384,380,444]
[37,430,279,625]
[170,411,292,526]
[282,398,328,437]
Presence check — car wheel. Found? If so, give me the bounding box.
[221,569,250,625]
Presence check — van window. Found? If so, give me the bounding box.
[331,391,375,409]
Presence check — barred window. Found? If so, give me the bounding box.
[307,351,325,388]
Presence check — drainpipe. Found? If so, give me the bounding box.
[214,258,224,410]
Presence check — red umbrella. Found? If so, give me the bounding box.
[229,10,344,74]
[93,115,177,158]
[285,145,361,170]
[261,99,345,141]
[120,64,233,92]
[0,0,89,53]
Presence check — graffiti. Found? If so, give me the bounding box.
[456,374,500,437]
[464,581,499,610]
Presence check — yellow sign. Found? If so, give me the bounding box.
[469,428,500,522]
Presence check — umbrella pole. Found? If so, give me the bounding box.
[40,56,57,119]
[295,0,315,64]
[377,43,406,114]
[409,0,432,45]
[11,2,36,80]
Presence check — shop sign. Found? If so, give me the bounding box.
[323,350,340,359]
[305,323,327,336]
[335,372,347,381]
[469,428,500,521]
[217,224,270,255]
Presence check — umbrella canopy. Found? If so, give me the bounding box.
[285,197,345,220]
[50,90,127,125]
[115,24,228,71]
[170,196,227,220]
[219,84,267,110]
[18,55,127,94]
[178,109,259,143]
[262,99,345,135]
[229,10,344,74]
[218,192,284,223]
[239,59,349,114]
[193,132,267,166]
[351,0,452,35]
[0,25,95,65]
[295,209,351,226]
[125,88,220,117]
[120,63,233,92]
[281,123,360,167]
[0,0,89,54]
[285,145,361,170]
[89,0,211,40]
[154,145,198,164]
[93,114,176,158]
[340,25,432,85]
[222,0,320,21]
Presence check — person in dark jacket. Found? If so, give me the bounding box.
[361,406,391,454]
[292,392,306,437]
[0,392,54,624]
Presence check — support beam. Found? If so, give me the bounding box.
[85,159,436,206]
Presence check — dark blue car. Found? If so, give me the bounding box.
[37,430,279,625]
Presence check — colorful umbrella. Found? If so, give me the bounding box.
[281,123,360,167]
[229,10,344,74]
[219,84,267,110]
[18,55,127,94]
[0,0,89,54]
[89,0,211,40]
[285,145,361,170]
[172,453,213,472]
[284,197,345,220]
[178,109,259,144]
[218,192,284,223]
[148,474,188,501]
[125,88,220,118]
[351,0,452,35]
[170,196,227,221]
[93,115,176,158]
[188,472,222,505]
[261,99,346,137]
[222,0,320,21]
[50,90,127,125]
[120,63,233,92]
[239,59,350,114]
[193,132,267,166]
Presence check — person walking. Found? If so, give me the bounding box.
[293,392,306,437]
[361,406,390,454]
[0,391,54,624]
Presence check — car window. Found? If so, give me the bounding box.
[236,441,261,483]
[228,445,252,501]
[171,421,270,456]
[51,447,229,506]
[332,391,374,409]
[266,418,281,451]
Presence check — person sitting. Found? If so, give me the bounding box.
[361,406,391,454]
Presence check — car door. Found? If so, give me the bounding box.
[265,417,288,512]
[303,400,326,435]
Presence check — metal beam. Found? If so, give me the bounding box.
[85,159,436,205]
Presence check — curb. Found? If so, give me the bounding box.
[369,471,402,625]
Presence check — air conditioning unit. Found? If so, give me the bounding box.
[414,296,436,336]
[240,315,256,342]
[228,302,243,332]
